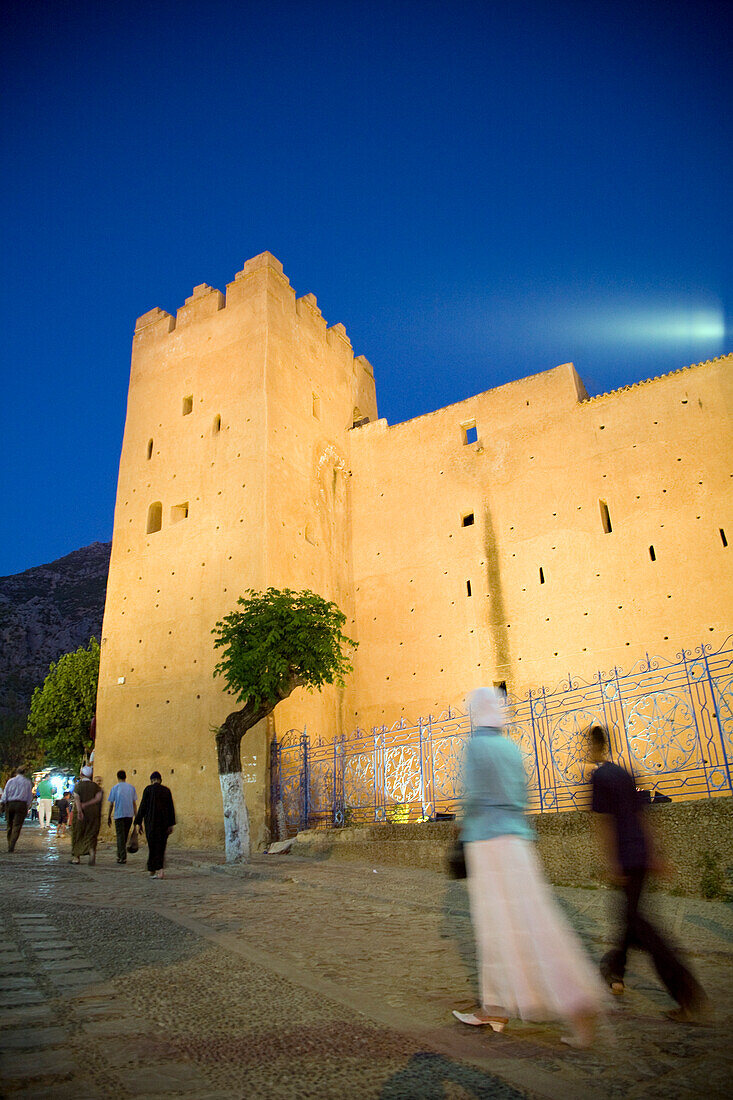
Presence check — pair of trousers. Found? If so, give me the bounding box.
[601,868,704,1009]
[6,801,28,851]
[38,799,54,828]
[146,830,169,873]
[114,817,133,861]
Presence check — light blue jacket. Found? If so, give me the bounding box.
[460,727,534,843]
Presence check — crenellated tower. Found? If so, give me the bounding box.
[95,253,377,846]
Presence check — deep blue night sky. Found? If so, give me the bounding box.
[1,0,730,576]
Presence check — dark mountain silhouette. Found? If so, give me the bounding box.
[0,542,111,733]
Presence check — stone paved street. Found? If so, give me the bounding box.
[1,824,731,1099]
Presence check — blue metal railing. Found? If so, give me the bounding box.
[270,637,733,835]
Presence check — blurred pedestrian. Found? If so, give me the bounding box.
[588,725,710,1022]
[134,771,175,878]
[55,791,70,838]
[107,770,138,864]
[452,688,605,1048]
[70,765,103,866]
[36,775,55,830]
[1,767,34,852]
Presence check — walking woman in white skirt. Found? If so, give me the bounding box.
[453,687,606,1048]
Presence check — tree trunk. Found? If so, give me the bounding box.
[215,702,270,863]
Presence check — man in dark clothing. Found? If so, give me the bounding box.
[134,771,175,878]
[588,726,709,1022]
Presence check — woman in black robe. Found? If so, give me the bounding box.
[134,771,175,878]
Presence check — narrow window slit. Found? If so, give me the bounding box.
[466,580,472,597]
[649,545,656,561]
[721,528,728,548]
[146,502,162,534]
[599,499,612,533]
[539,567,545,584]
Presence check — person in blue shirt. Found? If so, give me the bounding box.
[452,687,605,1048]
[107,770,138,865]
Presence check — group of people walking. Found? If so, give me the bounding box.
[1,765,176,878]
[454,687,710,1047]
[2,688,711,1049]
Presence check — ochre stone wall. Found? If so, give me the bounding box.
[95,251,733,848]
[292,797,733,899]
[346,357,733,728]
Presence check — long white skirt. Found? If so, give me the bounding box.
[466,836,606,1022]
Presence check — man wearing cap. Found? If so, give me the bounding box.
[70,766,103,865]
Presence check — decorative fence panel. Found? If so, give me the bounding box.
[270,639,733,836]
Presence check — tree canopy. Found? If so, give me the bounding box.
[0,714,41,785]
[25,637,100,770]
[212,588,357,710]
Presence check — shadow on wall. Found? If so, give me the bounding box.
[483,502,511,678]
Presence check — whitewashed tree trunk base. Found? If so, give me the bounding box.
[219,771,250,863]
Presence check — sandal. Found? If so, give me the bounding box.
[452,1011,507,1032]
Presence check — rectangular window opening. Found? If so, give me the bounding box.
[599,498,612,533]
[721,528,728,548]
[493,680,507,698]
[649,545,656,561]
[462,419,478,445]
[171,502,189,523]
[462,512,475,527]
[539,566,545,584]
[182,395,193,416]
[466,580,472,597]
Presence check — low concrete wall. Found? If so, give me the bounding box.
[292,797,733,899]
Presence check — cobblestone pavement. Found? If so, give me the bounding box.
[1,825,731,1099]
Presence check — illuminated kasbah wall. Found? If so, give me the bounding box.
[95,252,733,847]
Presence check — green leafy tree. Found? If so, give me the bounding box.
[0,714,42,785]
[212,588,356,862]
[25,638,100,770]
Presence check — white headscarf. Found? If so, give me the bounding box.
[80,765,93,778]
[466,686,508,731]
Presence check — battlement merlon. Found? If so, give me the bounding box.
[176,283,225,327]
[295,292,327,331]
[130,254,370,360]
[355,354,375,380]
[237,251,285,279]
[133,307,175,338]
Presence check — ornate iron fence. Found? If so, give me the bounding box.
[270,637,733,835]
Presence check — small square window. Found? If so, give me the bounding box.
[462,420,478,445]
[462,512,475,527]
[171,502,189,523]
[182,395,193,415]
